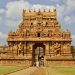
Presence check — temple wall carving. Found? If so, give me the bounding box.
[0,9,72,66]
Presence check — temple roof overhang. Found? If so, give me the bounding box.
[7,38,72,42]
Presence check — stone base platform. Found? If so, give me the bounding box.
[0,59,75,67]
[0,59,32,67]
[46,59,75,66]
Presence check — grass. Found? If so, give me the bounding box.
[0,66,25,75]
[47,66,75,75]
[53,67,75,75]
[0,66,75,75]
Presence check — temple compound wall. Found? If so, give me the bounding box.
[0,9,74,67]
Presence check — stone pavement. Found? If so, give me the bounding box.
[7,67,38,75]
[7,67,64,75]
[31,67,46,75]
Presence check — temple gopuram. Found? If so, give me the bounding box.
[0,9,74,67]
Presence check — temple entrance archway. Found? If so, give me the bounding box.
[32,43,45,67]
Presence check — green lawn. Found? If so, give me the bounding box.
[47,67,75,75]
[1,66,75,75]
[54,67,75,75]
[0,66,25,75]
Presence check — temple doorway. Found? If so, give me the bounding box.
[32,43,45,67]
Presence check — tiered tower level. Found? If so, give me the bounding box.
[0,9,73,66]
[8,9,71,42]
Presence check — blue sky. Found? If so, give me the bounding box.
[0,0,75,45]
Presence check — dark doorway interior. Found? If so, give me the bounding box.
[32,43,45,67]
[37,33,40,37]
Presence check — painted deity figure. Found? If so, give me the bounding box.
[18,42,24,55]
[13,43,18,50]
[18,42,22,50]
[8,43,13,52]
[54,42,61,56]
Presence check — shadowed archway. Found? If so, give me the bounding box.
[32,43,45,67]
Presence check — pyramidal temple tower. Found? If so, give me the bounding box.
[0,9,73,67]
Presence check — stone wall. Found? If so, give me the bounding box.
[0,59,32,67]
[0,59,75,67]
[46,60,75,66]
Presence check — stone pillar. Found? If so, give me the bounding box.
[24,42,26,55]
[67,42,71,53]
[52,41,55,56]
[26,42,34,66]
[27,42,33,54]
[26,42,27,56]
[49,42,53,56]
[43,42,50,66]
[61,42,63,55]
[63,42,71,53]
[62,42,71,58]
[44,42,49,55]
[44,56,47,66]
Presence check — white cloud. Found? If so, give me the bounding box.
[55,0,75,33]
[64,16,71,22]
[6,19,21,31]
[5,1,55,29]
[6,0,30,20]
[64,16,72,25]
[66,0,75,12]
[50,0,60,2]
[0,17,3,26]
[0,0,75,45]
[0,9,5,14]
[0,32,7,45]
[32,4,55,11]
[3,0,31,31]
[72,35,75,40]
[71,35,75,45]
[0,0,31,45]
[63,15,75,26]
[0,17,2,22]
[56,4,65,19]
[0,32,7,38]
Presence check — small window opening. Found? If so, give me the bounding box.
[37,33,40,37]
[31,23,33,25]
